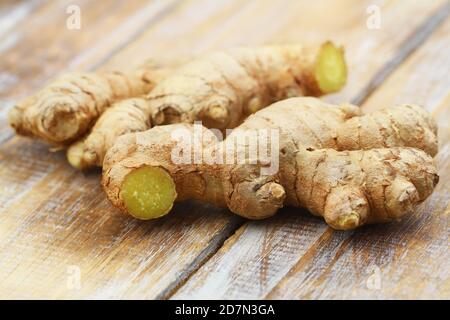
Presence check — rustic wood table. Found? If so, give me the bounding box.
[0,0,448,299]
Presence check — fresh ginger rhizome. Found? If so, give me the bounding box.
[103,98,439,230]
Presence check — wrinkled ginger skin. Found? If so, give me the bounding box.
[102,97,439,230]
[103,124,220,217]
[296,147,438,230]
[9,61,170,146]
[337,104,438,156]
[67,98,152,169]
[70,42,347,170]
[148,42,346,129]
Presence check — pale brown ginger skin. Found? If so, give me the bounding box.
[67,98,152,169]
[295,147,438,229]
[148,42,344,129]
[103,97,438,230]
[8,61,171,146]
[70,42,347,170]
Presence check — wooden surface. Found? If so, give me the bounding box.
[0,0,448,299]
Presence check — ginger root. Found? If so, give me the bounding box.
[148,42,347,129]
[102,97,438,230]
[8,61,171,146]
[68,41,347,170]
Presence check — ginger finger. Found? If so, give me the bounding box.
[148,42,347,129]
[296,147,438,230]
[8,61,171,146]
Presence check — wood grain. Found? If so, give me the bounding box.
[0,0,178,96]
[173,12,450,300]
[0,0,449,299]
[0,0,44,41]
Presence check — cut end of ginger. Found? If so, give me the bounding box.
[314,41,347,94]
[121,166,177,220]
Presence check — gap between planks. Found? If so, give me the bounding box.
[166,2,450,299]
[155,216,244,300]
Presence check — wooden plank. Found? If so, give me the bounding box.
[0,0,180,143]
[0,0,448,299]
[0,0,44,41]
[173,12,450,300]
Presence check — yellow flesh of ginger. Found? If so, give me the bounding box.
[314,42,347,93]
[121,166,177,220]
